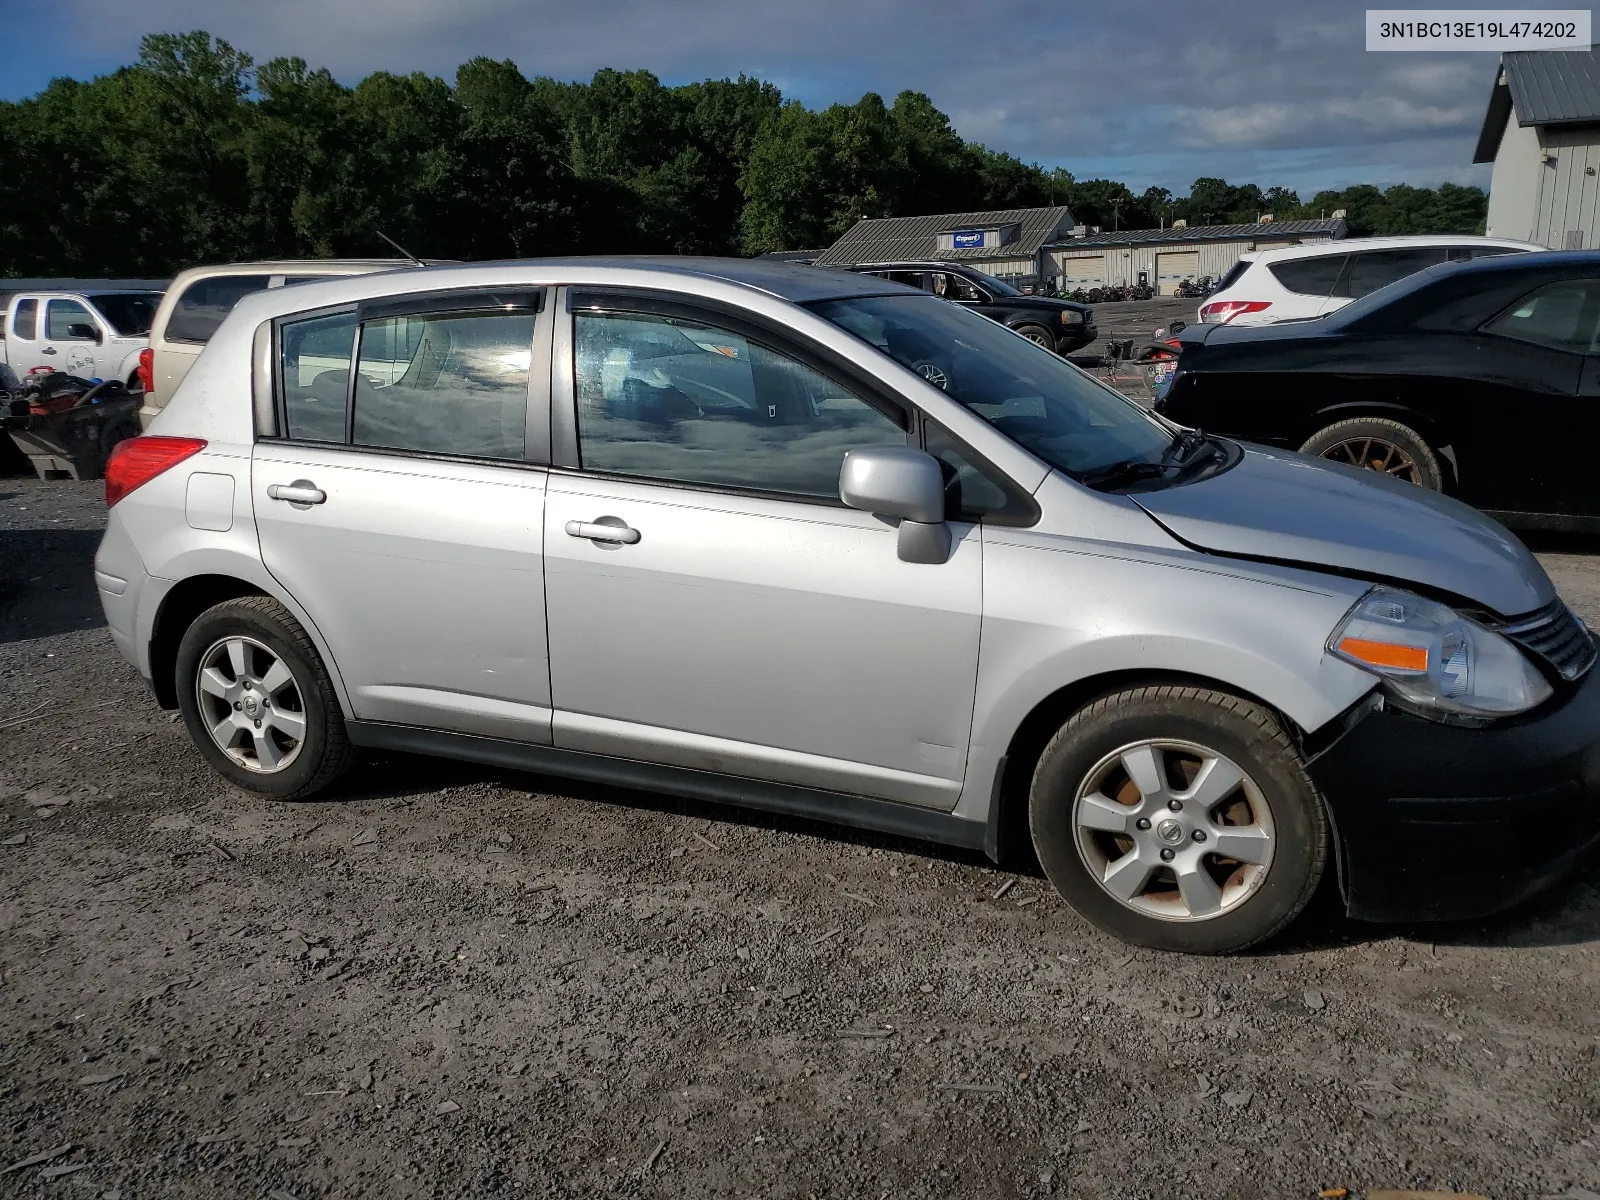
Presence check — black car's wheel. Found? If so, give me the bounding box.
[175,596,355,800]
[1300,417,1442,490]
[1028,685,1328,954]
[1016,324,1056,350]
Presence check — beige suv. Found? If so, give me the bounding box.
[138,260,423,428]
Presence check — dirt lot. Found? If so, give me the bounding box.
[3,476,1600,1200]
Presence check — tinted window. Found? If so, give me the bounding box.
[813,294,1173,479]
[167,274,274,344]
[1212,260,1252,294]
[89,293,161,336]
[280,312,357,441]
[881,271,927,289]
[1333,248,1447,299]
[1266,254,1346,297]
[13,299,36,340]
[574,310,905,499]
[352,312,533,460]
[1482,281,1600,352]
[930,272,985,302]
[47,300,96,340]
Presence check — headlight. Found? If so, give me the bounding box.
[1328,586,1552,719]
[1060,310,1083,324]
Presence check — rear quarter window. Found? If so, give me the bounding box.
[1266,255,1346,297]
[1210,260,1253,294]
[165,274,274,344]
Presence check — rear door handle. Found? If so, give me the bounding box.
[40,346,56,355]
[267,480,327,506]
[565,518,640,545]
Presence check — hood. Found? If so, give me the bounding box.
[1130,445,1555,617]
[1007,295,1091,315]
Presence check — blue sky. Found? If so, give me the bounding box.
[1,0,1515,197]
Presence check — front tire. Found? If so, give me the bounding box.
[1028,685,1328,954]
[1299,417,1442,490]
[1016,324,1057,351]
[175,596,354,800]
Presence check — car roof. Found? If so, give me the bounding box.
[1248,234,1545,264]
[846,260,980,272]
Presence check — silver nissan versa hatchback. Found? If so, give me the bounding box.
[94,258,1600,954]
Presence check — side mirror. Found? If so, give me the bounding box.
[838,446,952,565]
[67,323,99,342]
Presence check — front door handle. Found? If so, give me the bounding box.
[40,346,56,355]
[267,480,327,506]
[565,518,640,545]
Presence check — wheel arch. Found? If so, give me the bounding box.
[148,575,270,708]
[983,667,1308,870]
[1299,402,1456,490]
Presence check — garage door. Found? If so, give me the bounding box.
[1060,255,1106,288]
[1156,251,1200,296]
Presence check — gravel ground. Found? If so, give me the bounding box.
[4,476,1600,1200]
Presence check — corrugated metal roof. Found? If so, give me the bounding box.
[1475,45,1600,162]
[1046,218,1345,250]
[813,206,1073,266]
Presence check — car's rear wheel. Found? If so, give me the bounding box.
[1028,685,1328,954]
[1299,417,1442,490]
[1016,324,1056,350]
[175,596,354,800]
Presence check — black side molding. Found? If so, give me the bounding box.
[347,722,991,856]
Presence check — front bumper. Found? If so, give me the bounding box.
[1056,324,1097,353]
[1308,653,1600,923]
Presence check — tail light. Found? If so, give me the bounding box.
[136,347,154,393]
[1199,300,1272,324]
[105,436,207,507]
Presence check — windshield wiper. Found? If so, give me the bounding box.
[1163,426,1211,465]
[1078,459,1181,490]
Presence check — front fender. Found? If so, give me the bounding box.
[952,530,1377,819]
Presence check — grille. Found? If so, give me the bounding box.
[1499,599,1597,682]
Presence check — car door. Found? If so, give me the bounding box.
[7,298,44,375]
[252,288,557,742]
[1459,277,1600,518]
[541,288,982,809]
[43,298,106,378]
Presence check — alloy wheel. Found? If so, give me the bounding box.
[1072,738,1275,922]
[1318,436,1422,484]
[194,635,308,773]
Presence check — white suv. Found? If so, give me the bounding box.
[1198,235,1545,326]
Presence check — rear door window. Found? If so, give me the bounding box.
[1333,248,1448,299]
[352,311,535,460]
[1482,281,1600,353]
[1266,254,1346,297]
[166,274,274,344]
[13,299,37,340]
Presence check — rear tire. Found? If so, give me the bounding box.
[1299,417,1442,490]
[175,596,354,800]
[1028,685,1328,954]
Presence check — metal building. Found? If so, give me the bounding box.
[1475,45,1600,249]
[810,207,1076,285]
[1045,219,1347,295]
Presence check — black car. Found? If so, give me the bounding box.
[846,261,1097,354]
[1157,250,1600,532]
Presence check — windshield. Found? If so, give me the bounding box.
[810,293,1173,478]
[90,293,162,336]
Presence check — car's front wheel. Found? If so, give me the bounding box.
[175,596,354,800]
[1299,417,1442,490]
[1029,685,1328,954]
[1015,324,1057,350]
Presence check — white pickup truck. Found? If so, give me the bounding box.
[0,288,164,394]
